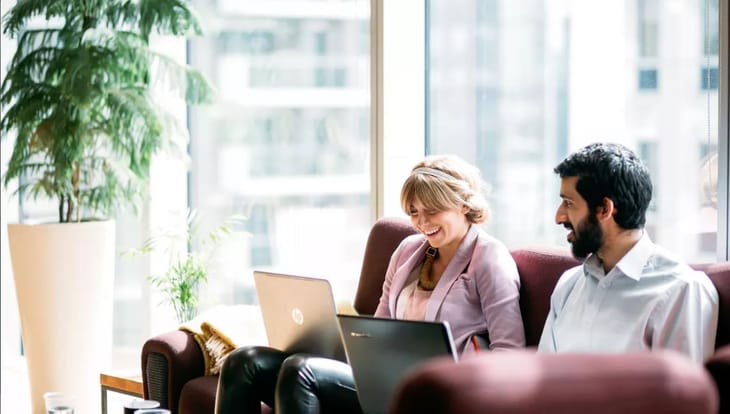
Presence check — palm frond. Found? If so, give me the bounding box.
[138,0,203,40]
[0,0,212,222]
[150,51,214,103]
[1,0,69,36]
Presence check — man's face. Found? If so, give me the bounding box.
[556,177,603,259]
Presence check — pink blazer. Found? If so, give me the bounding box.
[374,224,525,353]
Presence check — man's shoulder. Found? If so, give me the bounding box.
[645,245,705,281]
[642,251,717,298]
[663,267,717,296]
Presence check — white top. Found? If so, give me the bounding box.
[396,278,433,321]
[538,233,719,364]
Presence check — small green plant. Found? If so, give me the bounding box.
[126,209,246,323]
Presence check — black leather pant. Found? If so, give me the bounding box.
[215,346,289,414]
[276,354,362,414]
[215,346,362,414]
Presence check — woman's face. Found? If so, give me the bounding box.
[408,198,470,252]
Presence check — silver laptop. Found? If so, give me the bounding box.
[337,315,458,414]
[253,271,347,362]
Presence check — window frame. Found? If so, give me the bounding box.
[719,0,729,260]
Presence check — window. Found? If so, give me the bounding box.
[702,66,719,90]
[638,140,658,212]
[188,0,371,306]
[638,0,658,58]
[639,68,659,90]
[701,0,719,91]
[702,0,720,56]
[425,0,723,263]
[637,0,659,91]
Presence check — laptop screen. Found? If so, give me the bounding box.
[337,315,458,414]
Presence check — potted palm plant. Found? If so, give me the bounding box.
[0,1,212,413]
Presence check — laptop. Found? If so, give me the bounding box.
[253,271,347,362]
[337,315,458,414]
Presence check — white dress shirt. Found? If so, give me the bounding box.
[538,233,719,364]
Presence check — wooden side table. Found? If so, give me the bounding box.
[99,371,144,414]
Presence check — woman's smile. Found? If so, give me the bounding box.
[422,227,441,237]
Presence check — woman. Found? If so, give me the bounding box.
[215,154,525,414]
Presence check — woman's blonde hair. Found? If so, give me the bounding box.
[400,154,490,224]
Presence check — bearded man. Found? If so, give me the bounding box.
[538,142,719,364]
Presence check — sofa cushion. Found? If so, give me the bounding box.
[353,217,419,315]
[511,247,579,346]
[178,376,218,414]
[694,262,730,348]
[705,344,730,414]
[391,350,719,414]
[177,369,274,414]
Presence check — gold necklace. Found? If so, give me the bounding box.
[418,246,439,291]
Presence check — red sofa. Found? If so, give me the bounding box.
[141,217,730,414]
[391,252,730,414]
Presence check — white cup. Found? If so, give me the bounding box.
[43,392,75,414]
[134,410,171,414]
[124,399,160,414]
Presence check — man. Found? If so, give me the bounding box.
[538,142,719,364]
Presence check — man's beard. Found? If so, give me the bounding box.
[569,214,603,260]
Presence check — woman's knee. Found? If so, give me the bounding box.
[276,355,323,413]
[278,354,317,388]
[277,355,359,413]
[219,346,286,384]
[283,354,353,379]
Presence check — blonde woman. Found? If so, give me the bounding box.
[216,154,525,414]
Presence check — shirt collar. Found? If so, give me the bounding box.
[583,231,653,281]
[614,231,653,281]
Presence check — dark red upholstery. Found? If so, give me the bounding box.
[353,217,419,315]
[694,262,730,348]
[511,247,579,346]
[141,330,205,414]
[391,351,719,414]
[707,344,730,414]
[178,376,218,414]
[698,263,730,414]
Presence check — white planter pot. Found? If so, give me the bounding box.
[8,221,116,414]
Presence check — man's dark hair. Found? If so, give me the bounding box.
[554,142,652,229]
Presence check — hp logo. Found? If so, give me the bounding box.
[291,308,304,325]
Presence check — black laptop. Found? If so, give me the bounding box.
[337,315,458,414]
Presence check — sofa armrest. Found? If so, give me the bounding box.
[141,330,206,413]
[390,351,717,414]
[706,344,730,414]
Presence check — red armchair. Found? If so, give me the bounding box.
[140,216,418,414]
